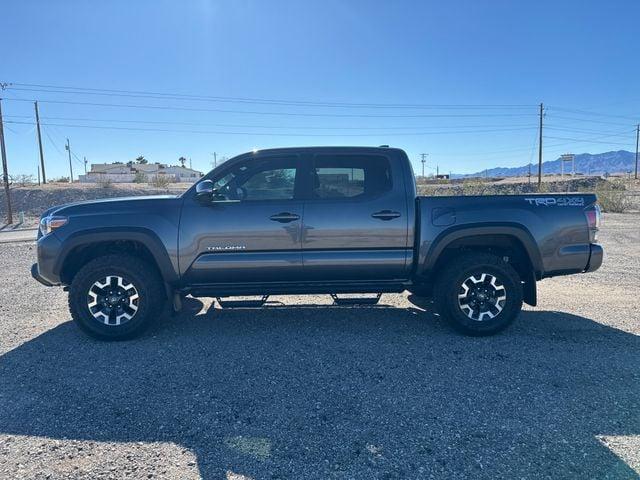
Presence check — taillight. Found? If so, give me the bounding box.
[585,204,601,242]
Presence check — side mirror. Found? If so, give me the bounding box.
[195,180,214,203]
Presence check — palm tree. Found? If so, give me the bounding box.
[178,157,187,168]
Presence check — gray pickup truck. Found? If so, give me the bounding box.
[32,146,603,339]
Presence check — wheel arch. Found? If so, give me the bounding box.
[56,227,178,286]
[419,225,541,306]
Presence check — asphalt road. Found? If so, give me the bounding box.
[0,214,638,479]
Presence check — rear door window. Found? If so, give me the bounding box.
[312,155,392,199]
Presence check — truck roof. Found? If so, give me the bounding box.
[242,146,406,156]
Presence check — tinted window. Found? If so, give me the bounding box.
[211,157,297,201]
[242,167,296,200]
[312,155,391,199]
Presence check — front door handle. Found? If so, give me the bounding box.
[269,212,300,223]
[371,210,401,221]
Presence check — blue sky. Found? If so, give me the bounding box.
[2,0,639,179]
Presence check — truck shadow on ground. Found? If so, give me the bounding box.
[0,297,638,479]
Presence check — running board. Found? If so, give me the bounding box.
[216,295,270,308]
[215,293,384,308]
[330,293,382,306]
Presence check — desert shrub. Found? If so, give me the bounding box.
[51,176,70,183]
[461,178,488,196]
[150,174,171,189]
[96,176,114,189]
[9,174,36,186]
[133,171,148,183]
[596,181,632,213]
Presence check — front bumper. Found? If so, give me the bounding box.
[31,263,56,287]
[585,243,603,273]
[32,232,63,286]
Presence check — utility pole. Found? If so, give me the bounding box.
[0,99,13,224]
[537,103,544,190]
[635,124,639,180]
[83,156,87,174]
[65,138,74,183]
[211,152,217,169]
[37,163,41,185]
[420,153,428,177]
[34,101,47,184]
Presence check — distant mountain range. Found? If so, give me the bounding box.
[462,150,637,178]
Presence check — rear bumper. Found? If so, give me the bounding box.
[585,244,603,273]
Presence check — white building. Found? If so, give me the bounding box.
[78,162,203,183]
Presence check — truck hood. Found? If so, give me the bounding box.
[41,195,180,218]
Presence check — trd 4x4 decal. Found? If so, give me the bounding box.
[524,197,585,207]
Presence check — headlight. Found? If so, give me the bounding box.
[39,215,68,236]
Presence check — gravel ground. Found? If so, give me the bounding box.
[0,213,638,479]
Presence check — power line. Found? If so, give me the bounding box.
[5,120,537,137]
[4,82,537,109]
[2,97,539,119]
[543,136,635,146]
[548,106,639,121]
[0,114,538,131]
[550,114,635,127]
[545,125,636,137]
[41,126,67,158]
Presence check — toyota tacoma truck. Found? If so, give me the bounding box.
[31,146,603,340]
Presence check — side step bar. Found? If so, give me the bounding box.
[330,293,382,306]
[216,295,270,308]
[215,293,383,308]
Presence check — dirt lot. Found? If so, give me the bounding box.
[0,214,638,479]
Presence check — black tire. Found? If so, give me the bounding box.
[434,252,523,336]
[69,254,165,340]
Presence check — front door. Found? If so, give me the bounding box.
[301,152,411,281]
[179,154,304,284]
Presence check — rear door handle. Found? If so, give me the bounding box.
[269,212,300,223]
[371,210,401,221]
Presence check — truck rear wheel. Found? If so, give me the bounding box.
[69,254,165,340]
[434,252,523,336]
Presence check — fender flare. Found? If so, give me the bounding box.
[420,223,544,277]
[54,227,179,284]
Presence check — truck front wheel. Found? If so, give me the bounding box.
[434,252,523,336]
[68,254,165,340]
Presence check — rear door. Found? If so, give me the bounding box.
[179,154,304,284]
[300,152,411,281]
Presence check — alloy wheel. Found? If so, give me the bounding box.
[87,275,140,326]
[457,273,507,322]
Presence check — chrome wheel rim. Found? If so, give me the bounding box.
[87,275,139,326]
[457,273,507,322]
